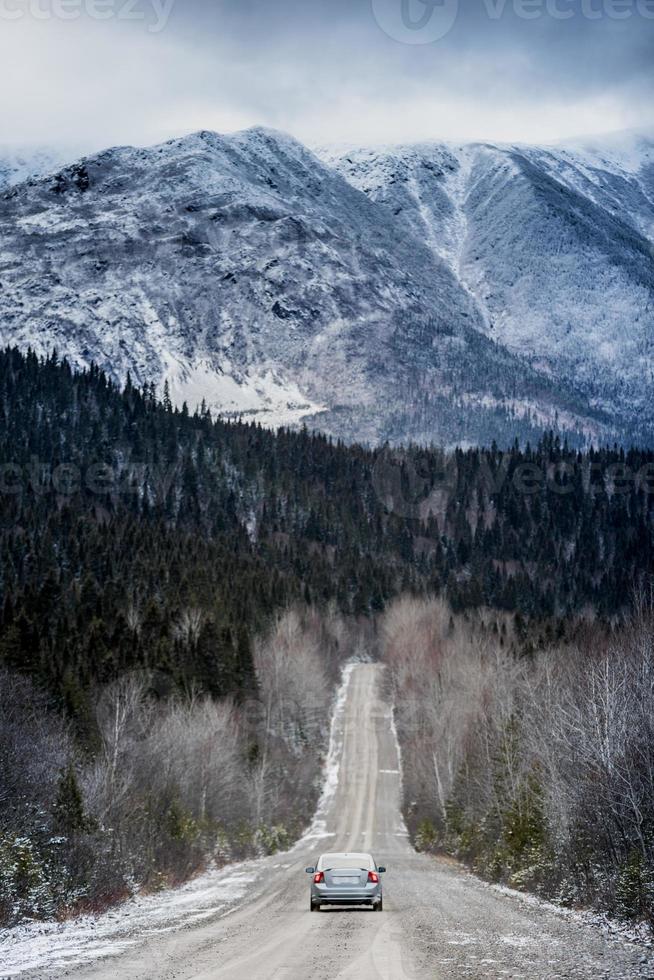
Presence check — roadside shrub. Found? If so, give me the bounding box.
[0,835,55,925]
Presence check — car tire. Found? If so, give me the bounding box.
[310,901,319,912]
[375,899,383,912]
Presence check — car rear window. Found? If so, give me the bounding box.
[318,854,374,870]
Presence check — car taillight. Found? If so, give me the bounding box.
[368,871,379,884]
[313,871,324,884]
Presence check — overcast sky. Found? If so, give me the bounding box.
[1,0,653,153]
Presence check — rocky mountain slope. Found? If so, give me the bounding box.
[0,146,77,189]
[320,131,654,442]
[0,127,652,446]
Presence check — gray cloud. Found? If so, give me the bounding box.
[0,0,652,152]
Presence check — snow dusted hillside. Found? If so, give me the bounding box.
[0,147,78,188]
[320,132,654,440]
[0,126,614,447]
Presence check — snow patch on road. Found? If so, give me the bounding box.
[499,933,536,948]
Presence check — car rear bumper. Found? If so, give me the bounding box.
[311,886,381,905]
[313,896,380,905]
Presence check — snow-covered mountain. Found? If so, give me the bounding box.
[0,127,652,446]
[0,147,78,188]
[320,131,654,443]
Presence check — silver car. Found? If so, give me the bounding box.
[305,852,386,911]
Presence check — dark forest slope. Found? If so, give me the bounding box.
[0,347,652,727]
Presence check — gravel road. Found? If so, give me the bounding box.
[16,663,653,979]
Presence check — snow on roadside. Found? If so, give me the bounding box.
[389,703,411,841]
[0,863,263,978]
[296,660,356,845]
[488,881,653,952]
[0,660,359,977]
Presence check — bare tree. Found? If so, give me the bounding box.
[382,595,654,922]
[173,607,205,648]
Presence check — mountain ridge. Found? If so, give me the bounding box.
[319,132,654,438]
[0,126,652,446]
